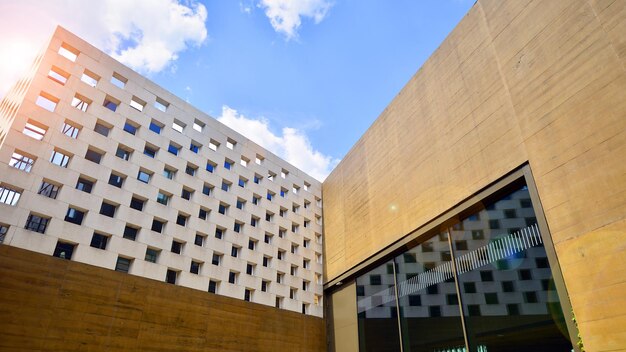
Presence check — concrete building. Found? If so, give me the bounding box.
[0,26,324,319]
[1,0,625,351]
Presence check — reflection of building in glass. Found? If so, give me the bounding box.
[357,182,572,351]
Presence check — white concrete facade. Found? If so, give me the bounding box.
[0,27,324,317]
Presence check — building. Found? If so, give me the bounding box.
[1,1,625,351]
[0,26,325,351]
[323,1,626,352]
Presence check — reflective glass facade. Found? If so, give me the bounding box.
[356,180,573,351]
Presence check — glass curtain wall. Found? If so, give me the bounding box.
[356,180,573,352]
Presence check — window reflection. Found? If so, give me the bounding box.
[395,232,466,351]
[356,259,401,352]
[356,180,573,352]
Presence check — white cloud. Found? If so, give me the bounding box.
[259,0,332,40]
[0,0,207,97]
[217,106,339,181]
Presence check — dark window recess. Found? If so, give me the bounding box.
[108,174,124,188]
[115,257,131,273]
[85,149,102,164]
[480,270,494,282]
[53,242,75,260]
[145,248,159,263]
[194,234,204,246]
[123,226,138,240]
[181,189,192,200]
[199,208,208,220]
[90,233,108,249]
[151,219,165,233]
[190,261,201,274]
[94,123,110,136]
[212,254,221,265]
[176,214,187,226]
[171,241,182,254]
[65,208,85,225]
[228,272,236,284]
[166,270,177,284]
[100,202,116,217]
[123,122,137,135]
[208,280,217,293]
[130,197,144,211]
[215,228,223,239]
[76,178,93,193]
[149,122,161,134]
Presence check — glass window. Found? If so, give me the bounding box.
[50,150,70,167]
[62,122,80,138]
[9,152,35,172]
[149,121,162,134]
[38,181,60,199]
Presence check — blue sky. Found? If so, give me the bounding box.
[0,0,474,180]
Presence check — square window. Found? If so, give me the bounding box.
[36,92,59,112]
[228,271,237,284]
[464,282,477,293]
[255,155,264,165]
[248,239,256,250]
[238,177,246,188]
[168,143,180,155]
[129,96,146,112]
[226,139,236,150]
[480,270,494,282]
[181,188,193,200]
[90,232,109,250]
[176,213,188,226]
[261,281,269,292]
[48,66,70,85]
[190,142,200,153]
[208,280,218,293]
[123,121,138,135]
[231,246,239,257]
[130,197,145,211]
[199,208,209,220]
[76,177,93,193]
[58,43,79,61]
[246,263,254,275]
[85,148,103,164]
[156,191,170,205]
[103,96,120,112]
[485,293,499,305]
[94,122,111,137]
[123,225,139,241]
[64,207,85,225]
[206,161,216,173]
[0,186,21,206]
[9,151,35,172]
[224,159,233,170]
[163,167,176,180]
[53,241,75,260]
[38,181,60,199]
[218,203,228,215]
[62,121,80,138]
[166,269,177,284]
[185,164,197,176]
[234,222,242,233]
[99,201,117,218]
[190,261,201,274]
[50,150,70,168]
[151,219,165,233]
[244,289,252,302]
[172,120,185,133]
[523,291,538,303]
[111,72,127,88]
[254,174,262,184]
[502,281,515,292]
[143,145,157,158]
[264,233,273,244]
[193,120,204,132]
[137,170,151,184]
[115,145,132,161]
[212,253,222,265]
[80,69,99,87]
[155,97,169,112]
[209,140,219,151]
[236,198,245,210]
[263,256,271,267]
[71,94,91,112]
[25,213,50,233]
[22,120,48,140]
[171,240,183,254]
[145,248,160,263]
[215,228,224,239]
[115,257,132,273]
[202,183,213,196]
[194,233,206,246]
[149,121,163,134]
[108,173,125,188]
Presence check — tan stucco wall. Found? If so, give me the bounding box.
[322,1,626,350]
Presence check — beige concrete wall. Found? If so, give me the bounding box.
[322,0,626,350]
